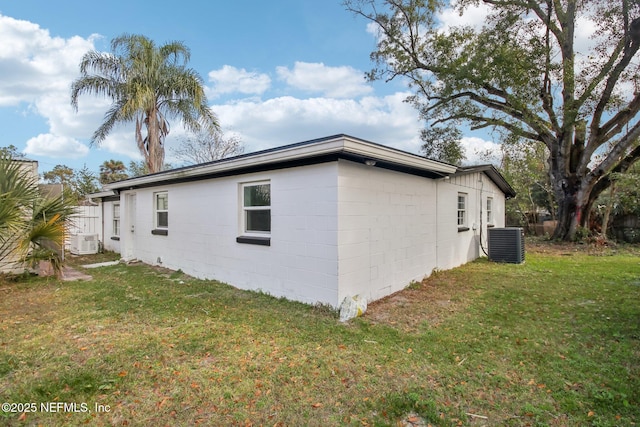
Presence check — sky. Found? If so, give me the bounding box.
[0,0,503,176]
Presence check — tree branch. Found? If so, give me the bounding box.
[592,120,640,179]
[589,32,640,141]
[589,142,640,205]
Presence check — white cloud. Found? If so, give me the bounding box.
[574,15,598,55]
[437,1,492,32]
[98,129,143,161]
[23,134,89,159]
[365,21,380,38]
[207,65,271,97]
[0,14,96,107]
[211,91,421,153]
[1,12,504,170]
[460,136,502,166]
[0,13,102,161]
[276,62,373,99]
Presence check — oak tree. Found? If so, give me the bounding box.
[346,0,640,240]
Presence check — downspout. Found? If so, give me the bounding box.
[479,174,488,256]
[100,198,105,253]
[61,184,65,263]
[435,175,450,270]
[435,177,438,270]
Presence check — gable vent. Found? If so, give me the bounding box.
[488,227,525,264]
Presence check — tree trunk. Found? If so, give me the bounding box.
[553,189,576,240]
[601,182,616,238]
[146,109,161,174]
[552,172,596,240]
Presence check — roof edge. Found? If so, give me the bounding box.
[455,165,516,199]
[104,134,457,191]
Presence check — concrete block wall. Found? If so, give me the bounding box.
[117,163,341,307]
[435,172,506,270]
[102,201,121,253]
[336,160,438,303]
[107,160,507,308]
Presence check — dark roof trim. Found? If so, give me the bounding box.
[455,165,517,199]
[102,134,456,192]
[100,153,447,193]
[114,134,454,184]
[93,135,515,199]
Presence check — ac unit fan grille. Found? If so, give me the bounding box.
[488,227,525,264]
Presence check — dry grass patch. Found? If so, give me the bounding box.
[1,242,638,426]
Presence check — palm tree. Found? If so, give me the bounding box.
[71,34,219,173]
[99,159,128,184]
[0,155,75,274]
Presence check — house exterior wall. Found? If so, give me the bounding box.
[103,160,508,308]
[113,163,341,306]
[336,160,438,303]
[435,172,507,270]
[102,201,121,253]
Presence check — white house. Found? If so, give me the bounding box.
[89,135,515,307]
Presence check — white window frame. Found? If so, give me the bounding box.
[486,197,494,225]
[154,191,168,230]
[241,181,271,236]
[113,203,120,237]
[457,193,467,228]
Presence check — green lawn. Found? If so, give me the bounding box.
[0,245,638,426]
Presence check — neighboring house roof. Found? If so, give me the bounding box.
[89,135,514,199]
[39,183,63,199]
[455,165,517,199]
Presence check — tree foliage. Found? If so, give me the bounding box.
[71,34,219,173]
[420,126,465,165]
[498,137,553,230]
[127,160,173,177]
[74,165,101,197]
[42,164,100,202]
[43,165,74,187]
[172,128,245,165]
[99,159,129,184]
[346,0,640,240]
[0,145,25,159]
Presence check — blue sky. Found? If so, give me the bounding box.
[0,0,500,176]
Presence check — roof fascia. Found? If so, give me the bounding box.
[105,135,457,191]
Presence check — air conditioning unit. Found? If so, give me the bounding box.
[70,233,99,255]
[488,227,525,264]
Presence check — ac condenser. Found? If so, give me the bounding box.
[488,227,525,264]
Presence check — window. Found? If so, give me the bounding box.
[113,203,120,237]
[457,193,467,228]
[242,182,271,235]
[486,197,494,224]
[155,192,168,229]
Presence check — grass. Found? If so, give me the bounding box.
[0,244,638,426]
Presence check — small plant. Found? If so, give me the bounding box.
[24,247,62,275]
[573,225,591,242]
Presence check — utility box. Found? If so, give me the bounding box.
[70,233,99,255]
[488,227,525,264]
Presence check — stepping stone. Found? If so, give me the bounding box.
[81,261,121,268]
[60,266,93,282]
